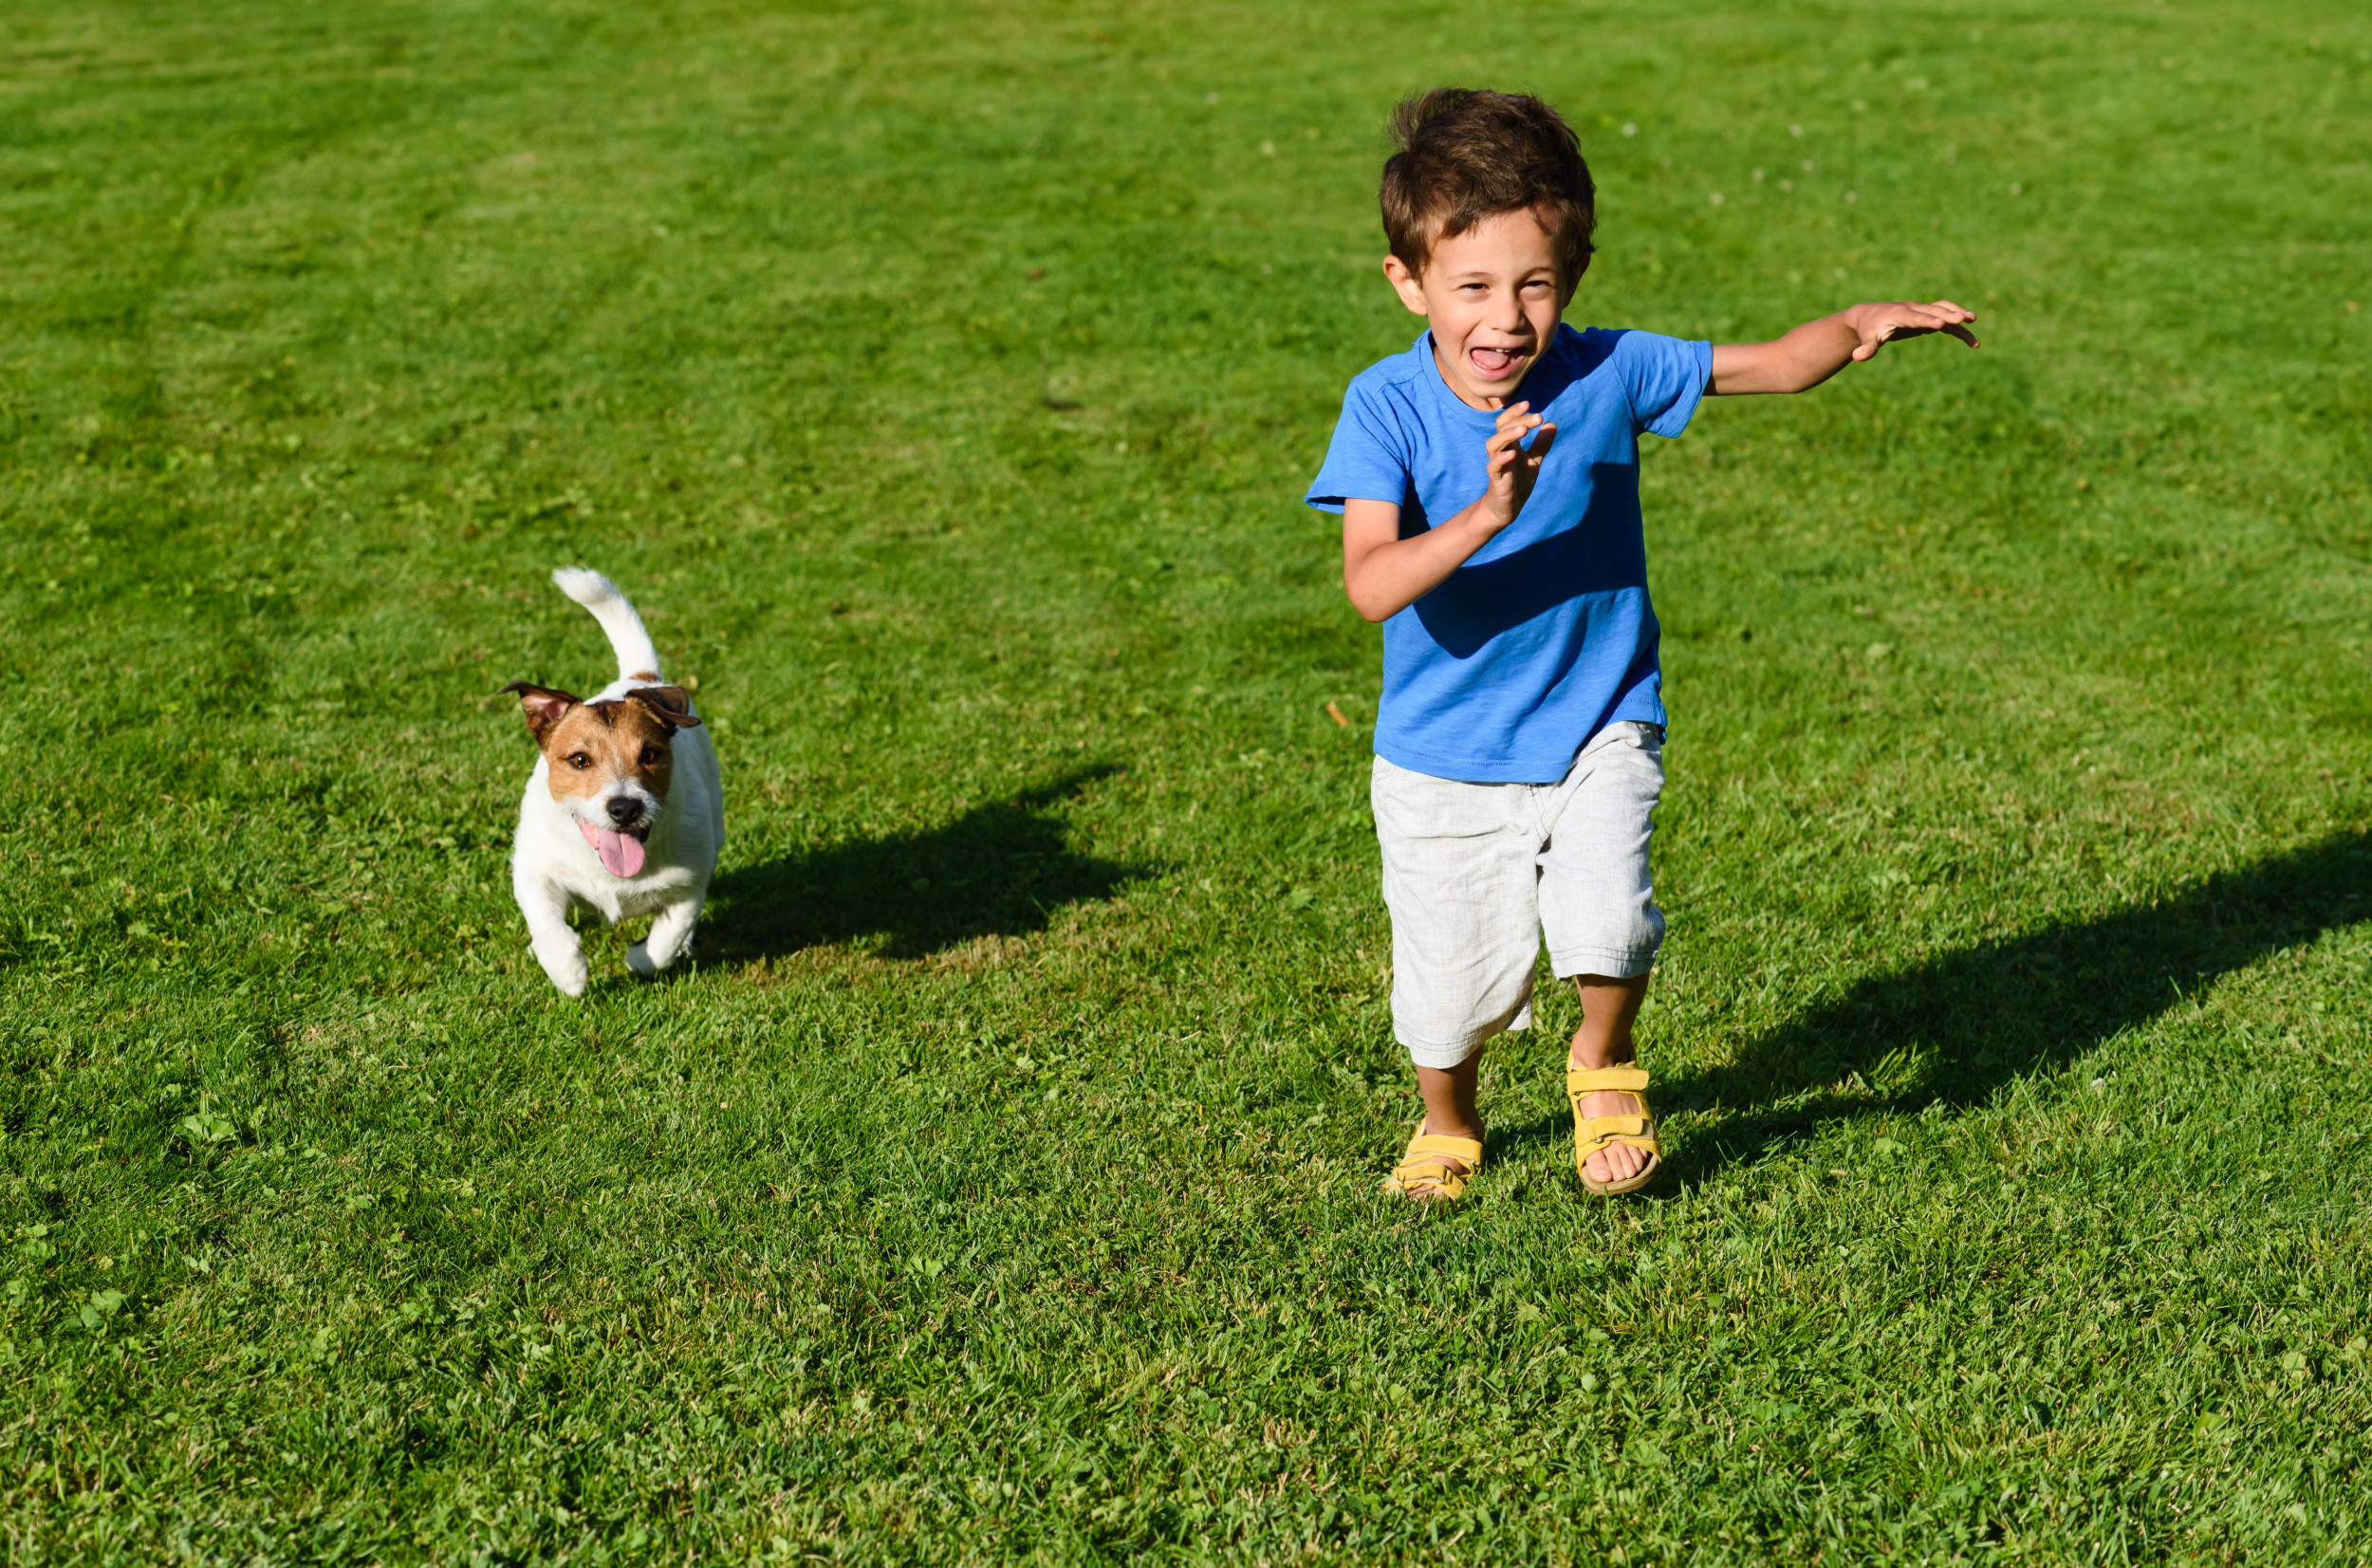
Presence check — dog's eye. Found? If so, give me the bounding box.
[567,753,592,770]
[639,745,662,767]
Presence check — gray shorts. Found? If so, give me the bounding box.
[1371,722,1666,1070]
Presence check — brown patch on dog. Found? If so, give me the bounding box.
[537,697,682,805]
[502,681,580,739]
[626,669,660,683]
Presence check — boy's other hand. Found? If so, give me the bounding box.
[1340,401,1562,622]
[1844,299,1979,360]
[1482,401,1557,527]
[1712,299,1980,394]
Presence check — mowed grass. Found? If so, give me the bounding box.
[3,0,2370,1559]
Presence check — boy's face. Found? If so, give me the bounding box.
[1382,205,1582,410]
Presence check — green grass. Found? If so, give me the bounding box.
[3,0,2369,1560]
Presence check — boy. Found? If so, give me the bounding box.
[1306,89,1976,1199]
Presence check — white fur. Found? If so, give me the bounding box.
[510,568,723,996]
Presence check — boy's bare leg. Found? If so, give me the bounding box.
[1567,972,1652,1186]
[1404,1050,1486,1192]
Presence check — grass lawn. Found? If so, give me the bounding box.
[4,0,2370,1559]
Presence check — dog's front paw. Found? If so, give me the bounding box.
[537,947,591,997]
[628,918,696,978]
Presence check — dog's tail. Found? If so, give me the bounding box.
[552,566,663,683]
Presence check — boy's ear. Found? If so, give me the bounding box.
[1558,251,1589,309]
[500,681,579,738]
[1381,253,1430,316]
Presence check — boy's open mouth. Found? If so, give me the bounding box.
[1468,344,1528,380]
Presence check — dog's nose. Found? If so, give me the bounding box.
[605,797,642,827]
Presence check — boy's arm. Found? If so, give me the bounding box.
[1341,403,1557,623]
[1711,301,1978,395]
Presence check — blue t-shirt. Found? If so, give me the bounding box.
[1306,323,1712,783]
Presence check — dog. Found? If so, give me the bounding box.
[501,567,722,996]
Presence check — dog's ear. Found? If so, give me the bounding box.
[628,685,702,729]
[501,681,580,738]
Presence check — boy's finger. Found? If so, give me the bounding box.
[1525,423,1559,463]
[1487,415,1543,451]
[1895,306,1979,345]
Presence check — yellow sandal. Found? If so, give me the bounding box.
[1566,1063,1661,1196]
[1381,1127,1484,1203]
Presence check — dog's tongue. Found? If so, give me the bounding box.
[577,820,647,877]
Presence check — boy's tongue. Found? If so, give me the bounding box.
[1469,345,1522,380]
[577,819,647,877]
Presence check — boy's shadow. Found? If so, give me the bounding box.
[1494,828,2371,1181]
[701,766,1154,963]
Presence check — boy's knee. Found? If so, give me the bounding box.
[1403,1037,1488,1073]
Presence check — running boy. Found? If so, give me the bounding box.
[1306,89,1976,1199]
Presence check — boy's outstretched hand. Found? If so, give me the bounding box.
[1481,401,1558,527]
[1711,299,1978,395]
[1844,299,1980,360]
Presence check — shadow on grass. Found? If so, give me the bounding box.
[1494,828,2372,1183]
[700,766,1155,963]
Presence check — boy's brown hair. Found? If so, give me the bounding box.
[1381,88,1596,285]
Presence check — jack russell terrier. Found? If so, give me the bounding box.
[501,567,722,996]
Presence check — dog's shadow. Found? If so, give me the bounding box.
[1492,828,2372,1181]
[699,766,1155,963]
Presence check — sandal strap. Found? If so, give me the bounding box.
[1385,1129,1482,1197]
[1400,1134,1483,1167]
[1386,1166,1470,1198]
[1571,1066,1660,1161]
[1566,1064,1651,1095]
